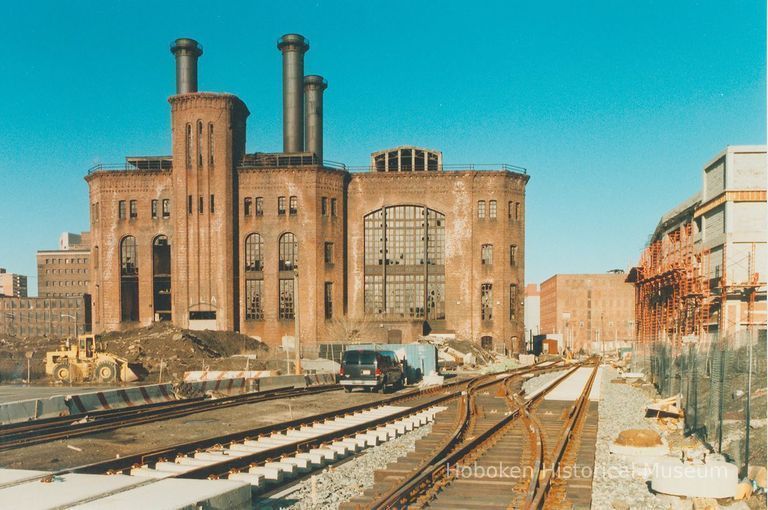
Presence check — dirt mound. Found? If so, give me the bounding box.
[98,323,268,380]
[615,428,662,447]
[0,323,269,383]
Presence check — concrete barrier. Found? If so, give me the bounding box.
[256,375,307,392]
[174,378,248,398]
[65,383,176,414]
[0,396,70,425]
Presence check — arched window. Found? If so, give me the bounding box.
[245,234,263,272]
[208,123,214,165]
[197,121,203,166]
[120,236,138,276]
[244,233,264,321]
[120,236,139,322]
[279,232,297,271]
[363,205,445,320]
[185,124,192,168]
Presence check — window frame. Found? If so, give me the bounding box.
[481,244,493,265]
[244,197,252,217]
[481,283,493,321]
[278,278,295,320]
[324,281,333,320]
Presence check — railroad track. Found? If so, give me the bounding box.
[0,384,341,451]
[340,359,600,509]
[0,362,570,508]
[70,363,559,478]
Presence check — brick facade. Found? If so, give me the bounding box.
[540,273,636,352]
[85,38,529,352]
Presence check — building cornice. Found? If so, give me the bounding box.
[694,189,767,218]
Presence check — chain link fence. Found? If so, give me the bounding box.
[632,330,767,476]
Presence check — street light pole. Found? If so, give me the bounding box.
[293,267,301,375]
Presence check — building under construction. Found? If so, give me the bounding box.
[628,145,767,346]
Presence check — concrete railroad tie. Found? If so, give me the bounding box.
[126,405,446,490]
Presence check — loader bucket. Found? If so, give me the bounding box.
[120,364,140,383]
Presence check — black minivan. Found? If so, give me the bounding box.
[340,349,405,393]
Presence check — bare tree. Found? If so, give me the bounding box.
[326,316,378,344]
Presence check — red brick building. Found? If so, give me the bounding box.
[540,273,635,352]
[86,36,528,352]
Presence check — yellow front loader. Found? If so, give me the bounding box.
[44,334,142,383]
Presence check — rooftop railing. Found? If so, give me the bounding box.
[346,163,528,174]
[238,152,347,170]
[87,157,173,174]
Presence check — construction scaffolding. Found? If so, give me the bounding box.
[630,221,713,347]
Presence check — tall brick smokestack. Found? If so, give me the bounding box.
[304,75,327,162]
[277,34,309,153]
[170,38,203,94]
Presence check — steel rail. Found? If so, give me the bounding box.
[0,384,342,451]
[369,363,583,509]
[68,364,561,480]
[69,371,502,476]
[172,368,545,481]
[526,361,600,509]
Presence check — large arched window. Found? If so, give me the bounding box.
[364,205,445,320]
[245,234,263,272]
[153,236,171,321]
[279,232,297,271]
[244,233,264,321]
[120,236,139,322]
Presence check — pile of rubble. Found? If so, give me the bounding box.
[594,367,767,510]
[424,336,521,373]
[0,323,268,383]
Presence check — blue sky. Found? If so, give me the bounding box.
[0,1,764,294]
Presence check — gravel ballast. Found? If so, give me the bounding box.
[269,422,434,509]
[591,366,698,510]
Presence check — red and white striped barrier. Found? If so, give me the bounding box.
[182,370,274,382]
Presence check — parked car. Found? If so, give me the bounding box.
[339,349,405,393]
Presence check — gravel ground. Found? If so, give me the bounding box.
[1,388,389,470]
[592,368,765,510]
[263,422,434,509]
[591,367,670,510]
[521,369,567,396]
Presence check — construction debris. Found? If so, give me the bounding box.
[748,466,767,489]
[647,394,684,418]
